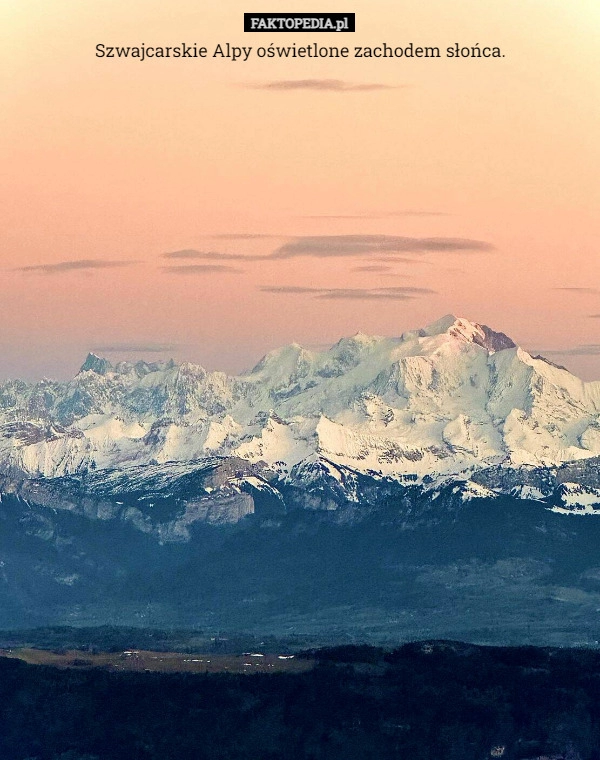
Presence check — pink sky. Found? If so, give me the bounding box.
[3,0,600,380]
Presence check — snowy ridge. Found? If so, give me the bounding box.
[548,483,600,515]
[0,316,598,495]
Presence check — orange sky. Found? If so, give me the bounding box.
[3,0,600,380]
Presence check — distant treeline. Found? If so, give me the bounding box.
[0,625,320,655]
[2,641,600,759]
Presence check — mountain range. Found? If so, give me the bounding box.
[1,315,599,643]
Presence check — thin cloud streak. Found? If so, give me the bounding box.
[261,286,317,294]
[162,264,244,274]
[261,285,435,301]
[16,259,139,274]
[92,343,177,354]
[162,249,222,260]
[319,290,421,301]
[162,249,265,261]
[250,79,399,92]
[273,235,494,258]
[374,256,429,264]
[162,235,494,266]
[167,235,494,262]
[352,265,393,272]
[209,234,283,240]
[542,345,600,357]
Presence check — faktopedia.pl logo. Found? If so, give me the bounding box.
[244,13,355,32]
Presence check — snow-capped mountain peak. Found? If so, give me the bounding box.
[421,315,516,354]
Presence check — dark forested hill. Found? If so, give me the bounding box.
[2,641,600,760]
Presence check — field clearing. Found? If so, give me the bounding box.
[0,648,315,674]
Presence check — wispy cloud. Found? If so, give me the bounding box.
[163,249,223,260]
[163,235,493,265]
[352,265,393,273]
[16,259,139,274]
[590,314,600,319]
[541,345,600,357]
[272,235,494,258]
[210,234,282,240]
[250,79,399,92]
[162,264,244,274]
[261,285,435,301]
[260,286,317,294]
[92,343,177,354]
[162,249,265,261]
[374,256,429,265]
